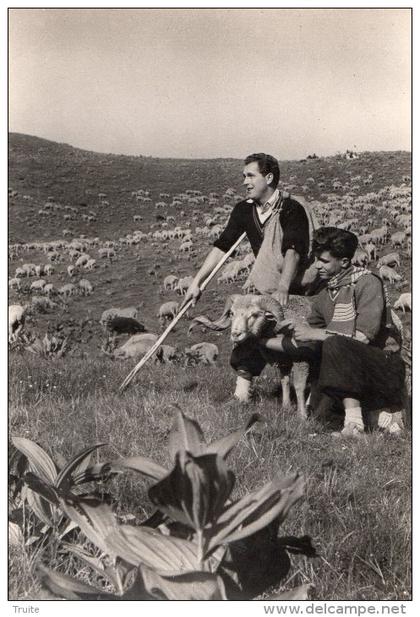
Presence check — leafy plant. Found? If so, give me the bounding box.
[12,411,316,600]
[25,333,68,358]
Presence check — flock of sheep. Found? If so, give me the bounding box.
[9,168,411,387]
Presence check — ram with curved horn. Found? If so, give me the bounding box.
[189,294,310,418]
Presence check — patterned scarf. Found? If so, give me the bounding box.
[326,266,396,338]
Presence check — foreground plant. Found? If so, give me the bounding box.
[11,411,316,600]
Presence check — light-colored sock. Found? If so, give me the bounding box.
[377,410,393,429]
[234,376,253,402]
[344,406,364,430]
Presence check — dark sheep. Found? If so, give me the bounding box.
[106,316,146,335]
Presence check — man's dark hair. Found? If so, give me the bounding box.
[244,153,280,188]
[312,227,359,259]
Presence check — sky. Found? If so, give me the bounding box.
[8,7,411,160]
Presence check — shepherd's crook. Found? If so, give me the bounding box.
[119,232,247,391]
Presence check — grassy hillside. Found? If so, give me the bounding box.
[8,134,412,601]
[9,132,411,243]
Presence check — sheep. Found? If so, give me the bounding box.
[79,279,94,296]
[44,264,55,276]
[158,301,179,322]
[43,283,56,297]
[35,265,44,277]
[155,344,181,364]
[84,258,96,271]
[30,279,47,292]
[163,275,178,291]
[352,247,369,267]
[189,294,310,418]
[378,265,403,284]
[393,292,411,314]
[75,254,90,268]
[110,333,158,360]
[106,316,146,335]
[67,265,77,277]
[364,241,377,262]
[9,278,21,291]
[184,342,219,366]
[176,276,194,296]
[100,306,141,328]
[391,231,406,248]
[377,252,401,269]
[9,304,29,342]
[59,283,78,298]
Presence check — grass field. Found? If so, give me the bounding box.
[8,135,412,601]
[9,353,411,601]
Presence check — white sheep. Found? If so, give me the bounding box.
[59,283,78,297]
[79,279,94,296]
[184,342,219,366]
[176,276,194,295]
[393,292,411,313]
[163,275,178,291]
[158,301,179,322]
[30,279,47,292]
[111,333,158,359]
[9,304,29,342]
[378,265,403,284]
[377,252,401,269]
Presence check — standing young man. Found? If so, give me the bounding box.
[183,153,318,402]
[259,227,406,436]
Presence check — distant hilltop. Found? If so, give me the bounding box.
[8,131,411,209]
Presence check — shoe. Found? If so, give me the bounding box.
[368,409,404,434]
[332,422,365,438]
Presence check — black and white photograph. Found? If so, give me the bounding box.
[7,4,413,610]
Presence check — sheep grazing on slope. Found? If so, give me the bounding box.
[393,292,411,314]
[378,265,403,284]
[377,252,401,269]
[9,304,29,342]
[106,316,146,335]
[184,342,219,366]
[106,333,158,360]
[189,294,311,418]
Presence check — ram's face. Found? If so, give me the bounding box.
[230,304,265,346]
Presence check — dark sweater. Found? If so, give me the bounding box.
[213,197,310,259]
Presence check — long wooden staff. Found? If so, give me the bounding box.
[119,232,247,391]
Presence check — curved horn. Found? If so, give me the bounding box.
[254,295,285,327]
[188,295,239,335]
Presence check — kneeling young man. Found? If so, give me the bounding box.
[260,227,406,436]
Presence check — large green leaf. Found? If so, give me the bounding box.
[204,414,261,459]
[206,474,304,552]
[59,498,118,556]
[105,525,200,571]
[37,565,118,600]
[149,451,234,531]
[23,472,59,506]
[62,543,125,592]
[140,564,228,600]
[12,437,57,483]
[22,485,55,528]
[110,456,167,481]
[8,521,24,546]
[168,409,205,460]
[55,443,107,492]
